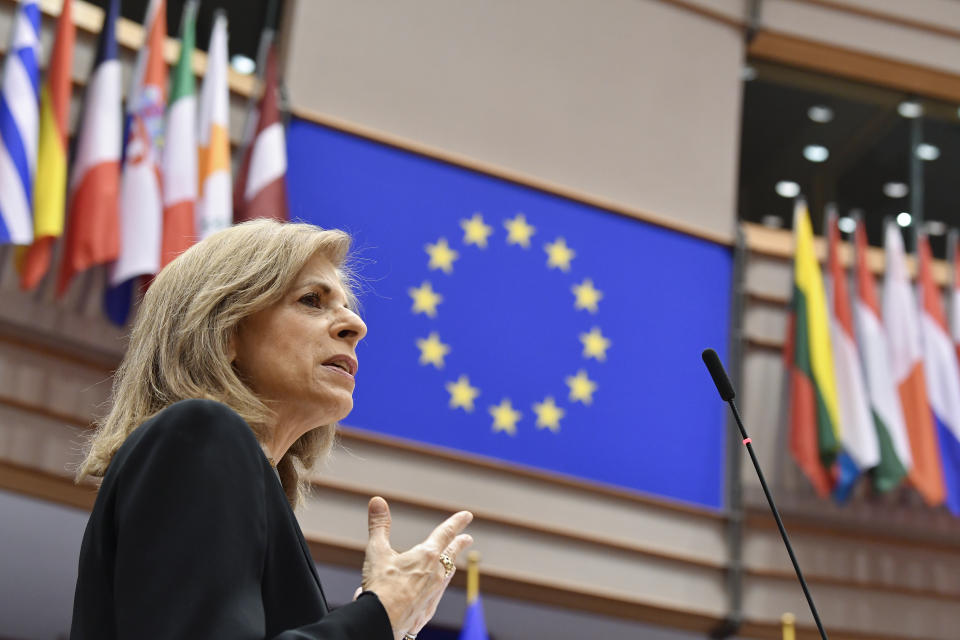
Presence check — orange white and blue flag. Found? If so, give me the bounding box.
[0,0,42,245]
[917,234,960,515]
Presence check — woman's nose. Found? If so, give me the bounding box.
[333,309,368,344]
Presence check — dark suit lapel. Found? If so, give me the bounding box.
[293,521,329,613]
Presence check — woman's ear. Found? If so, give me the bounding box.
[227,330,238,365]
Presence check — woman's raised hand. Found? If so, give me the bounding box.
[362,496,473,640]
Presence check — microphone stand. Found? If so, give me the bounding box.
[702,348,829,640]
[725,400,829,640]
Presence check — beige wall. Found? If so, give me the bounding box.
[761,0,960,75]
[283,0,747,243]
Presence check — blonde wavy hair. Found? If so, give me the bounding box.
[76,219,358,507]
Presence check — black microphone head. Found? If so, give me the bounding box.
[702,348,735,401]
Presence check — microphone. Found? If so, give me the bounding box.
[701,348,829,640]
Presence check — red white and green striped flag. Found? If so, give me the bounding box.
[784,199,840,496]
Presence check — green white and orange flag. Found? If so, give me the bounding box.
[160,0,198,266]
[851,218,911,492]
[784,199,840,496]
[20,0,75,290]
[196,10,231,238]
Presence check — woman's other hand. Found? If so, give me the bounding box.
[362,496,473,640]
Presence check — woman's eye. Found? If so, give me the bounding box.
[300,293,322,308]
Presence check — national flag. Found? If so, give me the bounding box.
[20,0,74,289]
[784,199,839,496]
[851,218,911,492]
[883,222,945,505]
[106,0,167,324]
[951,231,960,364]
[287,119,732,507]
[57,0,122,296]
[824,209,879,501]
[196,10,231,238]
[916,234,960,515]
[458,597,489,640]
[458,552,489,640]
[234,44,287,223]
[0,0,42,245]
[160,0,198,266]
[233,25,273,216]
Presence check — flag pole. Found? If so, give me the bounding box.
[466,551,480,604]
[781,612,796,640]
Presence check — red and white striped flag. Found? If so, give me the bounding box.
[234,44,288,223]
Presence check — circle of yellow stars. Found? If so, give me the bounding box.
[410,212,611,436]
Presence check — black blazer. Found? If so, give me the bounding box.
[70,399,393,640]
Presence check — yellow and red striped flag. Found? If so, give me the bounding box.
[784,199,839,496]
[21,0,73,289]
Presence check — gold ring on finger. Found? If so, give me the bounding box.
[439,553,455,577]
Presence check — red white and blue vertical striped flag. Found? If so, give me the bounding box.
[0,0,42,245]
[57,0,122,296]
[917,233,960,515]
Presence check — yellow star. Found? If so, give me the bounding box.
[408,281,443,317]
[544,237,575,271]
[572,278,603,313]
[565,369,598,405]
[532,396,565,433]
[489,398,522,435]
[461,213,494,248]
[416,332,450,368]
[425,238,459,274]
[504,213,536,248]
[446,375,480,412]
[579,327,611,362]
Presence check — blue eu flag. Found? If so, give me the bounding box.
[287,119,732,509]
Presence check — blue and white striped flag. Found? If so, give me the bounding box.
[0,0,42,245]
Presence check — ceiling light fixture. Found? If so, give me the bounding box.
[803,145,829,162]
[897,212,912,227]
[230,54,256,76]
[925,220,947,236]
[775,181,801,198]
[838,217,856,233]
[916,143,940,161]
[761,215,782,228]
[807,106,834,123]
[898,101,923,118]
[883,182,909,198]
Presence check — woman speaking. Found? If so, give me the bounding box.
[69,220,473,640]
